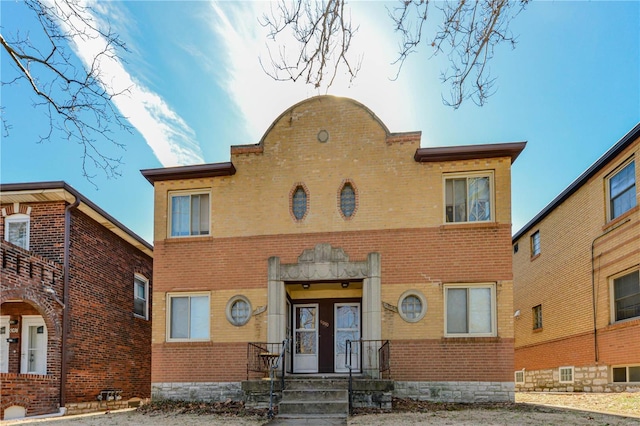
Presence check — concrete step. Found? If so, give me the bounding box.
[282,389,348,401]
[278,399,349,415]
[284,378,349,390]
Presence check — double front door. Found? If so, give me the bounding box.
[293,300,360,374]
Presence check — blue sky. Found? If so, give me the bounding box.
[2,1,639,245]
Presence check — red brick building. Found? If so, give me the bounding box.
[141,96,525,405]
[0,182,153,420]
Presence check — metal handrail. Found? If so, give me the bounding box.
[268,338,289,419]
[345,339,391,415]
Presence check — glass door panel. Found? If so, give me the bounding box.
[335,303,360,373]
[293,304,318,373]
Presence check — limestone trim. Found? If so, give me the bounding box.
[267,243,382,371]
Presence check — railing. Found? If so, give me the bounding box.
[247,340,289,419]
[345,339,390,414]
[268,339,289,419]
[246,341,287,379]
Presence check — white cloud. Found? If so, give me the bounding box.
[208,1,420,143]
[52,0,204,167]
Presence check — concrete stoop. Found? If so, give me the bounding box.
[277,378,349,419]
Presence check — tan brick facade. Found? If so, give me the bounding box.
[144,96,524,402]
[513,124,640,392]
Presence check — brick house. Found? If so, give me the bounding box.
[513,123,640,392]
[0,181,153,420]
[141,96,525,407]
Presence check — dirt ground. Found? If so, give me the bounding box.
[3,393,639,426]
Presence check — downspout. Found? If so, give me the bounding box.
[60,197,80,409]
[591,218,630,364]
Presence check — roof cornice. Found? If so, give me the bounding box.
[0,181,153,256]
[414,141,526,164]
[513,122,640,241]
[140,162,236,184]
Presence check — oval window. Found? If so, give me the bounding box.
[292,186,308,220]
[340,183,356,218]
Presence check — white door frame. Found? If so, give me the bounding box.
[20,315,47,375]
[293,303,318,373]
[0,316,9,373]
[334,303,361,373]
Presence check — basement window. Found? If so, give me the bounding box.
[559,366,574,383]
[613,365,640,382]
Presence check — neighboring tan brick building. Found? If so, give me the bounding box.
[141,96,525,404]
[513,123,640,392]
[0,182,153,420]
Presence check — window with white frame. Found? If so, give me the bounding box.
[398,290,427,323]
[444,173,493,223]
[559,366,574,383]
[612,270,640,322]
[607,159,636,221]
[444,283,496,337]
[134,275,149,319]
[531,231,540,257]
[4,214,30,250]
[514,370,525,384]
[612,365,640,383]
[167,293,210,341]
[169,191,210,237]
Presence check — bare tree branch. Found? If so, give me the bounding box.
[262,0,528,108]
[391,0,529,108]
[1,0,133,183]
[259,0,362,90]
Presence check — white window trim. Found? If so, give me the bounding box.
[166,292,210,342]
[514,370,525,384]
[443,171,495,224]
[444,283,497,338]
[605,158,636,222]
[398,290,427,323]
[612,365,640,383]
[4,213,30,250]
[559,366,574,383]
[134,274,149,320]
[167,189,212,238]
[225,295,252,326]
[609,269,640,324]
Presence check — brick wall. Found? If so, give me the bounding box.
[149,96,516,401]
[513,135,639,389]
[1,198,153,419]
[0,201,66,264]
[64,208,152,403]
[391,338,514,382]
[0,243,64,419]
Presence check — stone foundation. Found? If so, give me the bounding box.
[515,366,640,392]
[64,398,150,416]
[393,381,514,402]
[152,382,244,402]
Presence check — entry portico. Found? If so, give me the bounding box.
[267,243,381,375]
